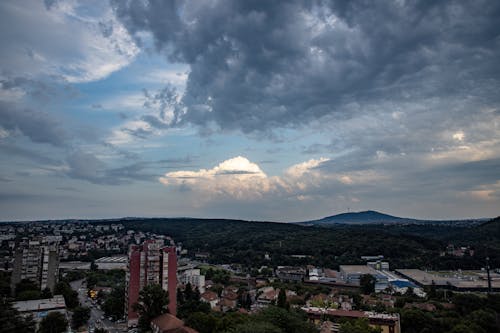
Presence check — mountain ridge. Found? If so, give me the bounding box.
[297,210,486,226]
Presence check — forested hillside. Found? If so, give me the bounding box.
[123,216,500,270]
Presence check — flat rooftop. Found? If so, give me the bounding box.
[13,295,66,312]
[95,256,128,263]
[340,265,378,275]
[396,269,500,290]
[396,269,449,286]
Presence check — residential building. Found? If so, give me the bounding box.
[11,239,59,294]
[179,268,206,293]
[302,307,401,333]
[200,291,219,309]
[126,240,177,327]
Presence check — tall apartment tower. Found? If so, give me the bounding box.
[125,240,177,327]
[11,239,59,295]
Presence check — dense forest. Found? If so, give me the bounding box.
[123,216,500,270]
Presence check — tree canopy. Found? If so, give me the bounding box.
[133,284,169,332]
[38,312,68,333]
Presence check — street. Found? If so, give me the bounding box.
[70,279,127,333]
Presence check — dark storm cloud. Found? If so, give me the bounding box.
[418,158,500,191]
[64,151,150,185]
[0,176,12,182]
[0,143,62,166]
[1,76,78,102]
[0,101,68,147]
[112,0,500,133]
[64,151,194,185]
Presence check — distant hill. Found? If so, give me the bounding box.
[297,210,486,226]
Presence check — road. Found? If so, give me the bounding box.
[70,279,127,333]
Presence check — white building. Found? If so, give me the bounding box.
[339,265,389,292]
[179,268,206,293]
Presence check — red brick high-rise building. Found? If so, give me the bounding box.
[125,239,177,327]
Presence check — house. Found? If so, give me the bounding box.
[257,286,278,306]
[150,313,198,333]
[200,291,219,309]
[276,266,306,282]
[219,288,238,311]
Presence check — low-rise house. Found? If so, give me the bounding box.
[200,291,219,309]
[337,295,354,310]
[257,286,278,306]
[151,313,198,333]
[302,307,401,333]
[404,302,437,312]
[276,266,306,282]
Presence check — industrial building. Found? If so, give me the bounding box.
[12,295,67,330]
[339,265,388,292]
[396,269,500,292]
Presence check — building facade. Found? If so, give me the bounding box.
[11,239,59,294]
[339,265,389,292]
[179,268,206,293]
[126,240,177,327]
[12,295,67,330]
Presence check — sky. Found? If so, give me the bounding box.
[0,0,499,222]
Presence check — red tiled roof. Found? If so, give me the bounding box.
[151,313,184,331]
[150,313,199,333]
[201,291,218,301]
[224,291,238,300]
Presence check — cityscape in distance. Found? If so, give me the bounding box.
[1,1,500,333]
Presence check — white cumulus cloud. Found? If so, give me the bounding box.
[0,0,138,83]
[159,156,333,200]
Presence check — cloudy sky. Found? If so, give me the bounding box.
[0,0,499,222]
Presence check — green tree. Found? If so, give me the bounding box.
[215,312,249,332]
[453,294,484,315]
[54,281,79,309]
[133,284,169,332]
[0,297,35,333]
[339,318,382,333]
[277,288,287,309]
[16,289,42,300]
[41,288,53,299]
[184,312,218,333]
[90,260,98,271]
[360,274,376,295]
[448,323,487,333]
[71,306,90,329]
[257,306,316,333]
[102,286,125,319]
[177,284,209,319]
[15,279,39,294]
[15,279,41,300]
[0,272,12,297]
[227,321,281,333]
[400,308,436,333]
[466,309,498,333]
[38,312,68,333]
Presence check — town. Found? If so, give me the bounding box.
[1,218,499,333]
